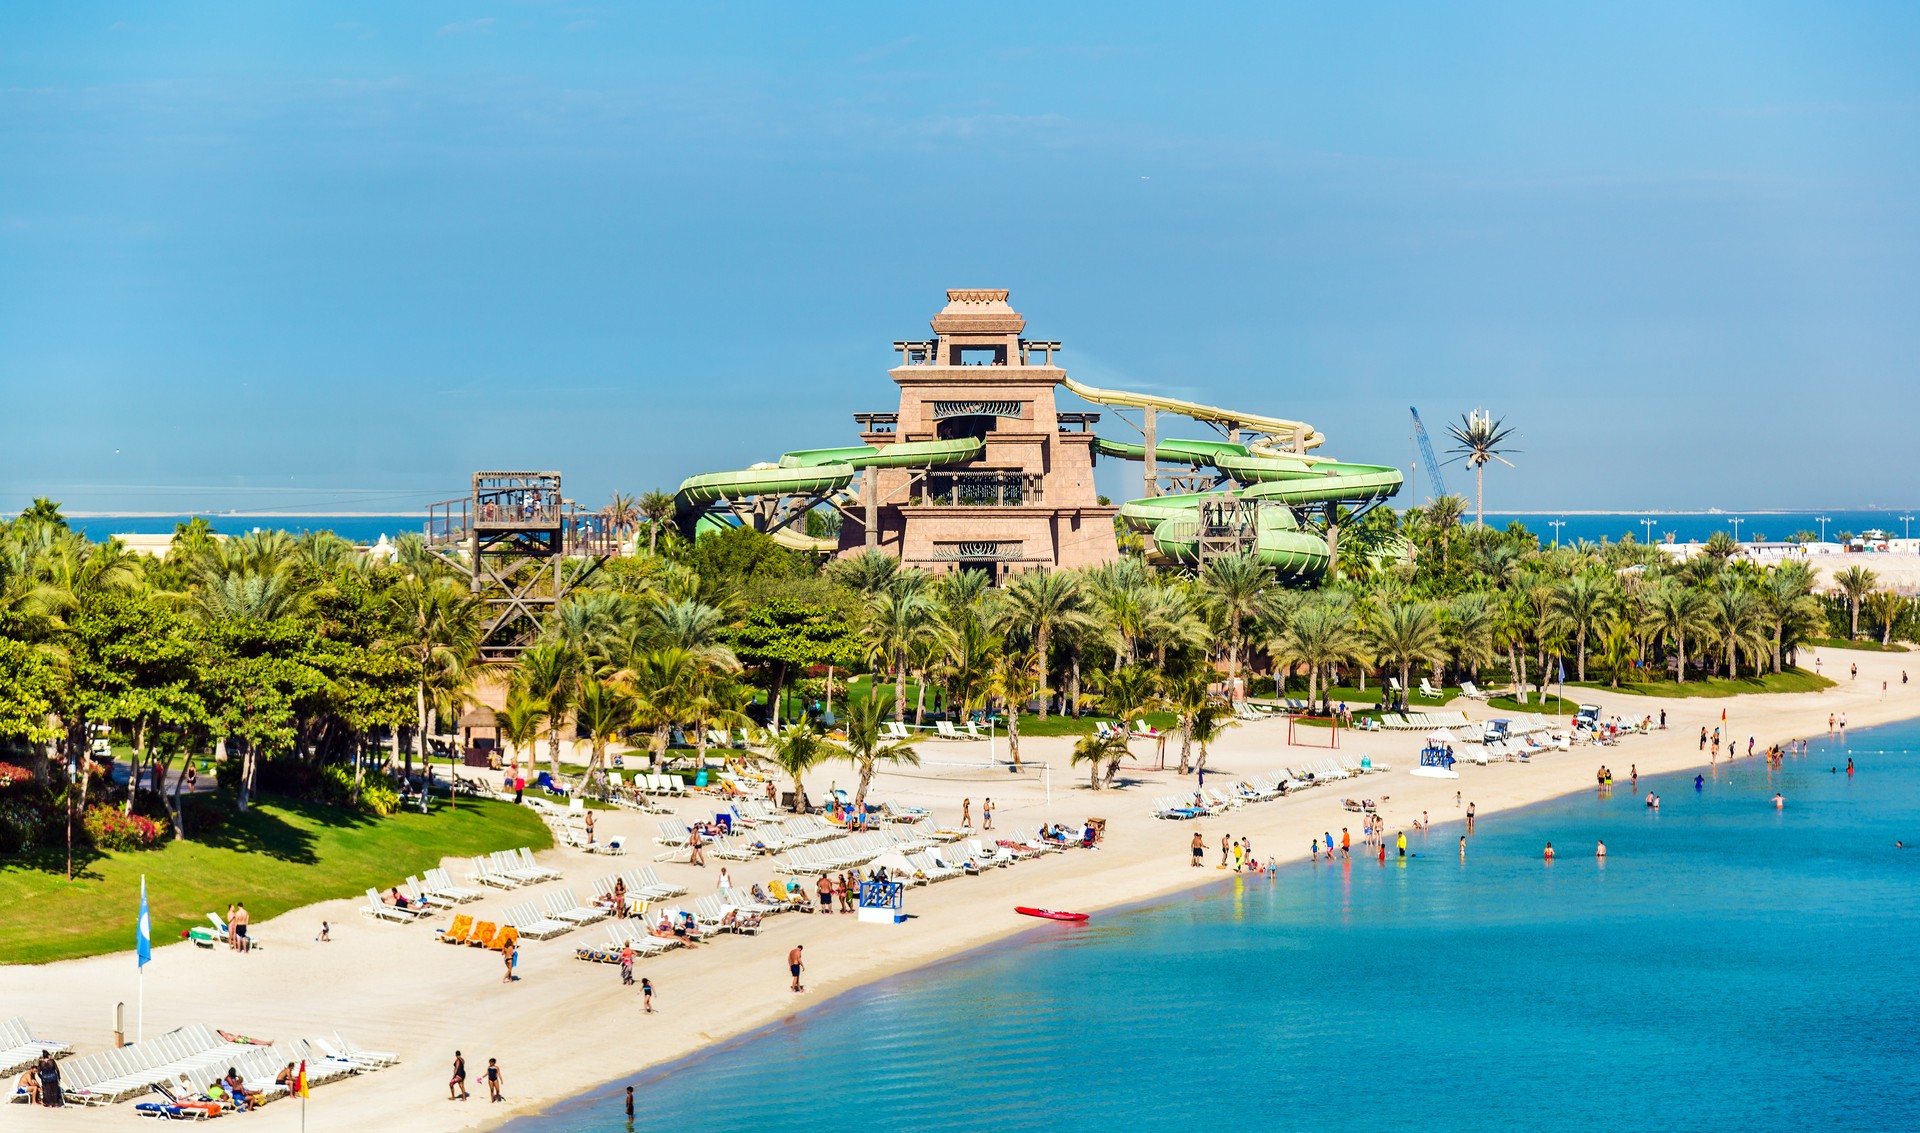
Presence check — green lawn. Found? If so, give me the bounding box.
[1806,637,1908,653]
[1490,668,1834,706]
[1487,693,1579,715]
[0,795,550,965]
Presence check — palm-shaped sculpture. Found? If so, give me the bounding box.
[1444,410,1518,529]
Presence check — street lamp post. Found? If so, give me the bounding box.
[1729,517,1744,544]
[1902,513,1915,540]
[1640,517,1657,544]
[1816,514,1832,543]
[1548,519,1566,548]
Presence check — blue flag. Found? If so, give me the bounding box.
[137,876,152,969]
[1557,659,1566,686]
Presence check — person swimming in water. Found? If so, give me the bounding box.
[1694,774,1704,790]
[1543,842,1555,861]
[1595,840,1606,857]
[1774,793,1785,809]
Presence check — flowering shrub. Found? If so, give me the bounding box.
[82,805,166,851]
[0,762,32,789]
[0,799,52,853]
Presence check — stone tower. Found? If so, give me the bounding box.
[840,289,1119,578]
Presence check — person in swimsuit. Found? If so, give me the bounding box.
[961,798,971,828]
[1595,840,1606,857]
[1459,836,1466,859]
[641,977,654,1014]
[485,1058,503,1103]
[983,798,993,831]
[789,944,805,993]
[1774,793,1785,808]
[450,1051,469,1101]
[1543,842,1554,861]
[626,1085,635,1122]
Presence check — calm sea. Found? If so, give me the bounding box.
[505,720,1920,1133]
[60,510,1919,549]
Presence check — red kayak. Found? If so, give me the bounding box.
[1015,906,1088,922]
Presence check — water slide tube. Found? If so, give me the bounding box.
[673,439,983,550]
[1091,437,1403,580]
[1060,375,1327,455]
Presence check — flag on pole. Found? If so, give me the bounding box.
[296,1060,309,1098]
[136,877,152,969]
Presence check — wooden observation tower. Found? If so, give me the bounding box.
[426,472,617,662]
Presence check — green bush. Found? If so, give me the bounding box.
[315,763,357,807]
[0,798,53,853]
[358,778,401,817]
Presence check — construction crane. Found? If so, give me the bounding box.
[1409,407,1449,504]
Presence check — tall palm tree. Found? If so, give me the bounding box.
[1367,601,1445,698]
[1427,494,1468,571]
[1547,573,1618,683]
[767,724,827,813]
[1704,577,1765,679]
[573,678,635,792]
[985,647,1040,769]
[1831,565,1878,640]
[1594,618,1637,688]
[989,570,1093,719]
[1864,590,1909,647]
[1198,551,1269,691]
[838,695,921,811]
[621,647,703,771]
[1445,591,1499,683]
[516,641,578,781]
[1761,561,1822,673]
[1444,410,1518,528]
[1638,582,1707,684]
[386,573,483,776]
[496,685,548,785]
[865,581,938,723]
[638,491,677,555]
[1267,598,1365,707]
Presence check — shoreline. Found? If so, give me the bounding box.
[5,644,1916,1132]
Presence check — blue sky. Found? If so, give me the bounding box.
[4,2,1917,514]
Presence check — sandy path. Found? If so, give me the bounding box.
[6,644,1914,1131]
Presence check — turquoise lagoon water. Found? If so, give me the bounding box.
[508,721,1920,1133]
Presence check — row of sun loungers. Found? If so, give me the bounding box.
[467,848,563,889]
[52,1024,395,1107]
[0,1017,69,1076]
[1379,710,1471,730]
[1150,757,1392,819]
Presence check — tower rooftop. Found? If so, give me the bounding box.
[930,288,1026,335]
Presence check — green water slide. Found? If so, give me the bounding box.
[1094,437,1403,579]
[674,438,983,548]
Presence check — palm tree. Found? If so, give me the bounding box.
[1761,562,1822,672]
[516,641,578,781]
[638,491,677,555]
[827,549,901,598]
[1086,666,1161,786]
[1198,551,1269,691]
[606,493,640,544]
[1070,732,1124,790]
[985,648,1040,769]
[1594,618,1637,688]
[1704,577,1765,679]
[1864,590,1909,647]
[573,678,635,793]
[1444,591,1499,683]
[386,573,483,777]
[838,695,921,811]
[1444,410,1518,528]
[989,570,1093,719]
[767,724,827,813]
[1832,565,1878,639]
[1638,582,1707,684]
[1427,494,1468,571]
[865,581,938,723]
[1367,601,1445,698]
[621,647,703,771]
[1547,573,1617,683]
[496,686,548,786]
[1266,599,1365,707]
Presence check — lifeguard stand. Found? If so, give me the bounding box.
[426,471,616,662]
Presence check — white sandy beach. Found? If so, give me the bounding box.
[6,644,1916,1131]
